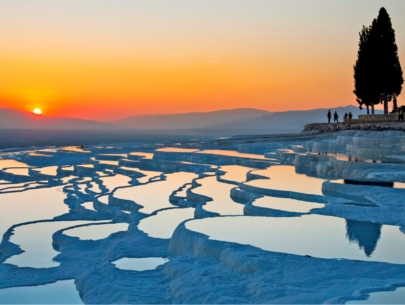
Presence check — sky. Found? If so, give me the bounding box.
[0,0,404,121]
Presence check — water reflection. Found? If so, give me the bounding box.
[193,176,244,215]
[113,172,196,214]
[346,286,405,304]
[252,196,324,213]
[198,149,268,160]
[346,220,382,257]
[138,208,194,239]
[185,215,405,264]
[64,223,128,240]
[247,166,324,196]
[0,280,82,304]
[112,257,168,271]
[219,165,252,184]
[5,221,94,268]
[155,147,199,153]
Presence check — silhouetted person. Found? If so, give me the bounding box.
[327,110,331,123]
[344,113,348,121]
[333,111,339,123]
[398,108,404,121]
[346,219,382,257]
[348,112,353,120]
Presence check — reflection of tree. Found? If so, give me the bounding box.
[346,220,382,256]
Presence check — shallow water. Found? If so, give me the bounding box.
[0,184,43,193]
[0,187,70,239]
[192,176,243,215]
[77,164,94,169]
[82,202,96,211]
[88,182,102,193]
[219,165,252,183]
[252,196,325,213]
[129,152,153,159]
[99,174,132,192]
[246,165,324,195]
[62,146,90,153]
[133,169,162,183]
[113,172,197,214]
[138,208,194,239]
[64,223,129,240]
[186,215,405,264]
[35,166,59,176]
[0,182,35,191]
[112,257,168,271]
[0,280,83,304]
[198,149,268,160]
[5,221,94,268]
[156,147,200,153]
[0,159,31,170]
[97,160,120,166]
[97,194,109,204]
[346,286,405,304]
[3,167,30,176]
[174,183,191,197]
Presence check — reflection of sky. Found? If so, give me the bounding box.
[219,165,252,183]
[346,286,405,304]
[0,160,31,170]
[193,176,244,215]
[64,223,128,240]
[247,165,325,195]
[186,215,405,264]
[5,220,96,268]
[99,174,132,192]
[0,187,70,239]
[198,150,266,160]
[34,166,59,176]
[129,152,154,159]
[113,257,168,271]
[139,208,194,239]
[3,168,30,176]
[114,172,197,214]
[252,196,324,213]
[156,148,199,153]
[0,280,82,304]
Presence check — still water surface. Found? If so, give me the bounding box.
[186,215,405,264]
[113,257,168,271]
[0,280,82,304]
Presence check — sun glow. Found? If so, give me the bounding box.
[33,108,42,115]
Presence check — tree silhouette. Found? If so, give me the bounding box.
[354,22,380,114]
[346,219,382,257]
[354,7,403,114]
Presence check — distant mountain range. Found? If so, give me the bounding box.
[201,105,381,131]
[114,108,271,129]
[0,106,379,132]
[0,108,116,129]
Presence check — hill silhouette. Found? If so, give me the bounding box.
[114,108,271,129]
[0,109,117,129]
[200,105,382,132]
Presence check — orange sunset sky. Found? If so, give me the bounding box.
[1,0,405,121]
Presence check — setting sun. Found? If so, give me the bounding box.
[33,108,42,115]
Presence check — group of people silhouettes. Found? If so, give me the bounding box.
[327,110,352,123]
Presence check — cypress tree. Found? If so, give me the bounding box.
[354,22,380,114]
[374,8,403,113]
[353,7,403,114]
